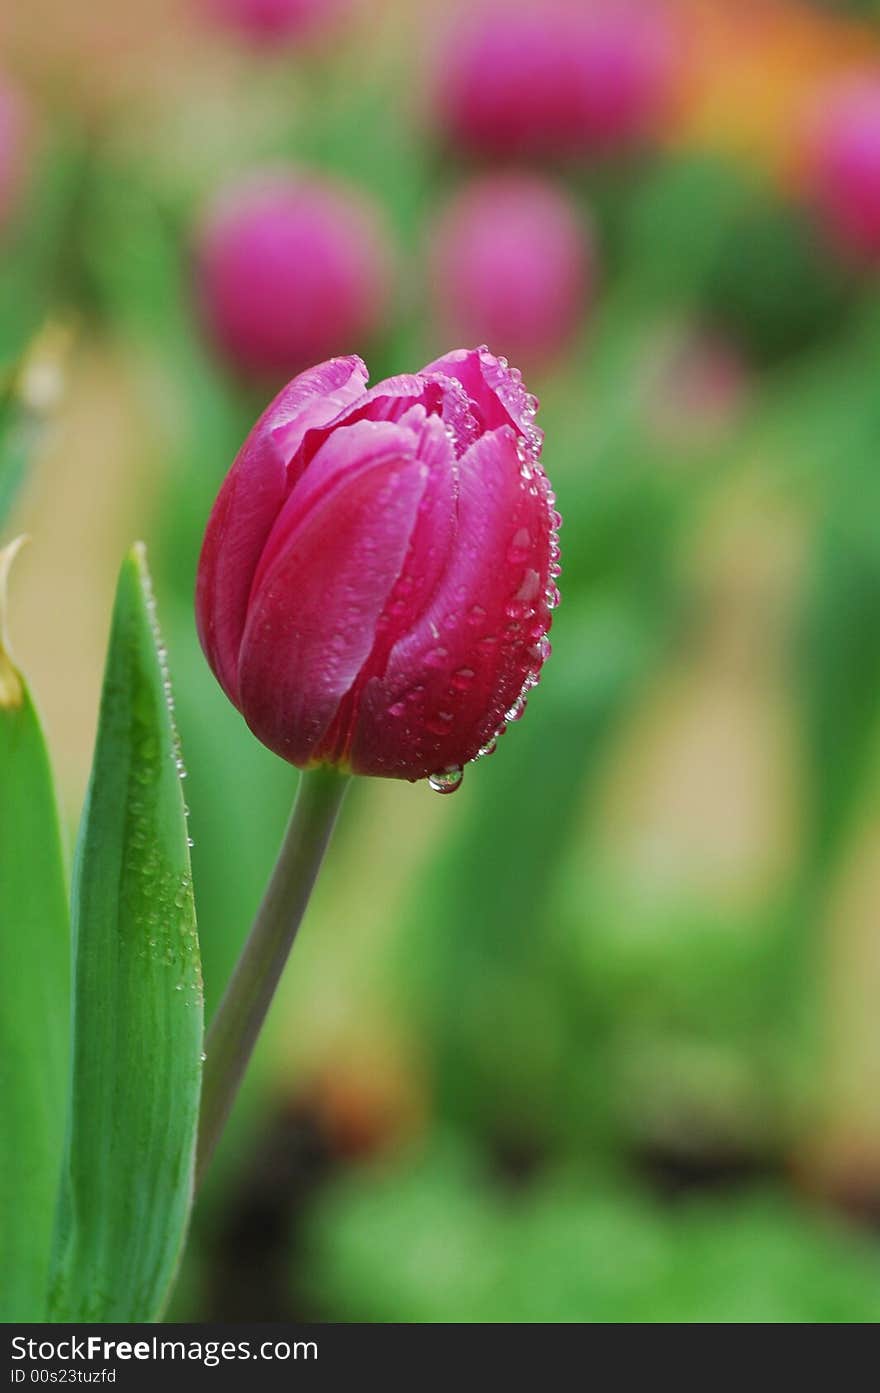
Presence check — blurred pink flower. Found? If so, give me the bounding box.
[643,325,749,453]
[194,171,393,382]
[804,76,880,264]
[430,173,593,368]
[199,0,352,47]
[0,78,28,231]
[435,0,677,160]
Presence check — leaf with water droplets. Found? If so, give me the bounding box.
[0,540,69,1320]
[48,545,203,1322]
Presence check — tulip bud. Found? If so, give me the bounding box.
[804,77,880,265]
[198,0,352,47]
[430,173,593,370]
[435,0,676,161]
[196,349,560,791]
[0,77,28,232]
[193,171,392,383]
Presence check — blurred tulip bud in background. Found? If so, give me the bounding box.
[435,0,677,161]
[196,348,559,791]
[193,171,392,382]
[642,325,749,453]
[0,76,29,232]
[803,76,880,264]
[430,173,594,371]
[198,0,353,47]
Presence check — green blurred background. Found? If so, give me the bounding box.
[4,0,880,1323]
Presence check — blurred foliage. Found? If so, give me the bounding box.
[304,1135,880,1323]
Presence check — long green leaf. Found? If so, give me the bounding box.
[0,540,69,1320]
[48,544,203,1322]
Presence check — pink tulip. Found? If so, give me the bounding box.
[431,173,593,369]
[0,78,28,231]
[199,0,352,46]
[196,348,559,788]
[193,172,392,382]
[804,76,880,264]
[435,0,676,160]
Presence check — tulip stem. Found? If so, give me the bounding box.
[196,765,350,1187]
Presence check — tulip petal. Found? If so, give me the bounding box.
[422,346,540,443]
[249,417,423,599]
[237,426,428,767]
[312,409,458,762]
[196,355,367,702]
[296,368,481,467]
[374,410,459,641]
[351,424,553,779]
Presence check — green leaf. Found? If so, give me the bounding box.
[48,544,203,1323]
[0,540,70,1321]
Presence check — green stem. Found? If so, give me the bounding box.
[196,765,350,1187]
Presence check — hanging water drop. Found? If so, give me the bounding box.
[428,766,464,795]
[504,694,528,724]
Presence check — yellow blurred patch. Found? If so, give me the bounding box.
[670,0,880,184]
[0,536,28,710]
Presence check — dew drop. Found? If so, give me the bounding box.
[507,527,532,565]
[504,694,528,723]
[428,766,464,795]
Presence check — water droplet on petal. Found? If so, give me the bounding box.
[504,694,528,723]
[428,766,464,794]
[507,526,532,564]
